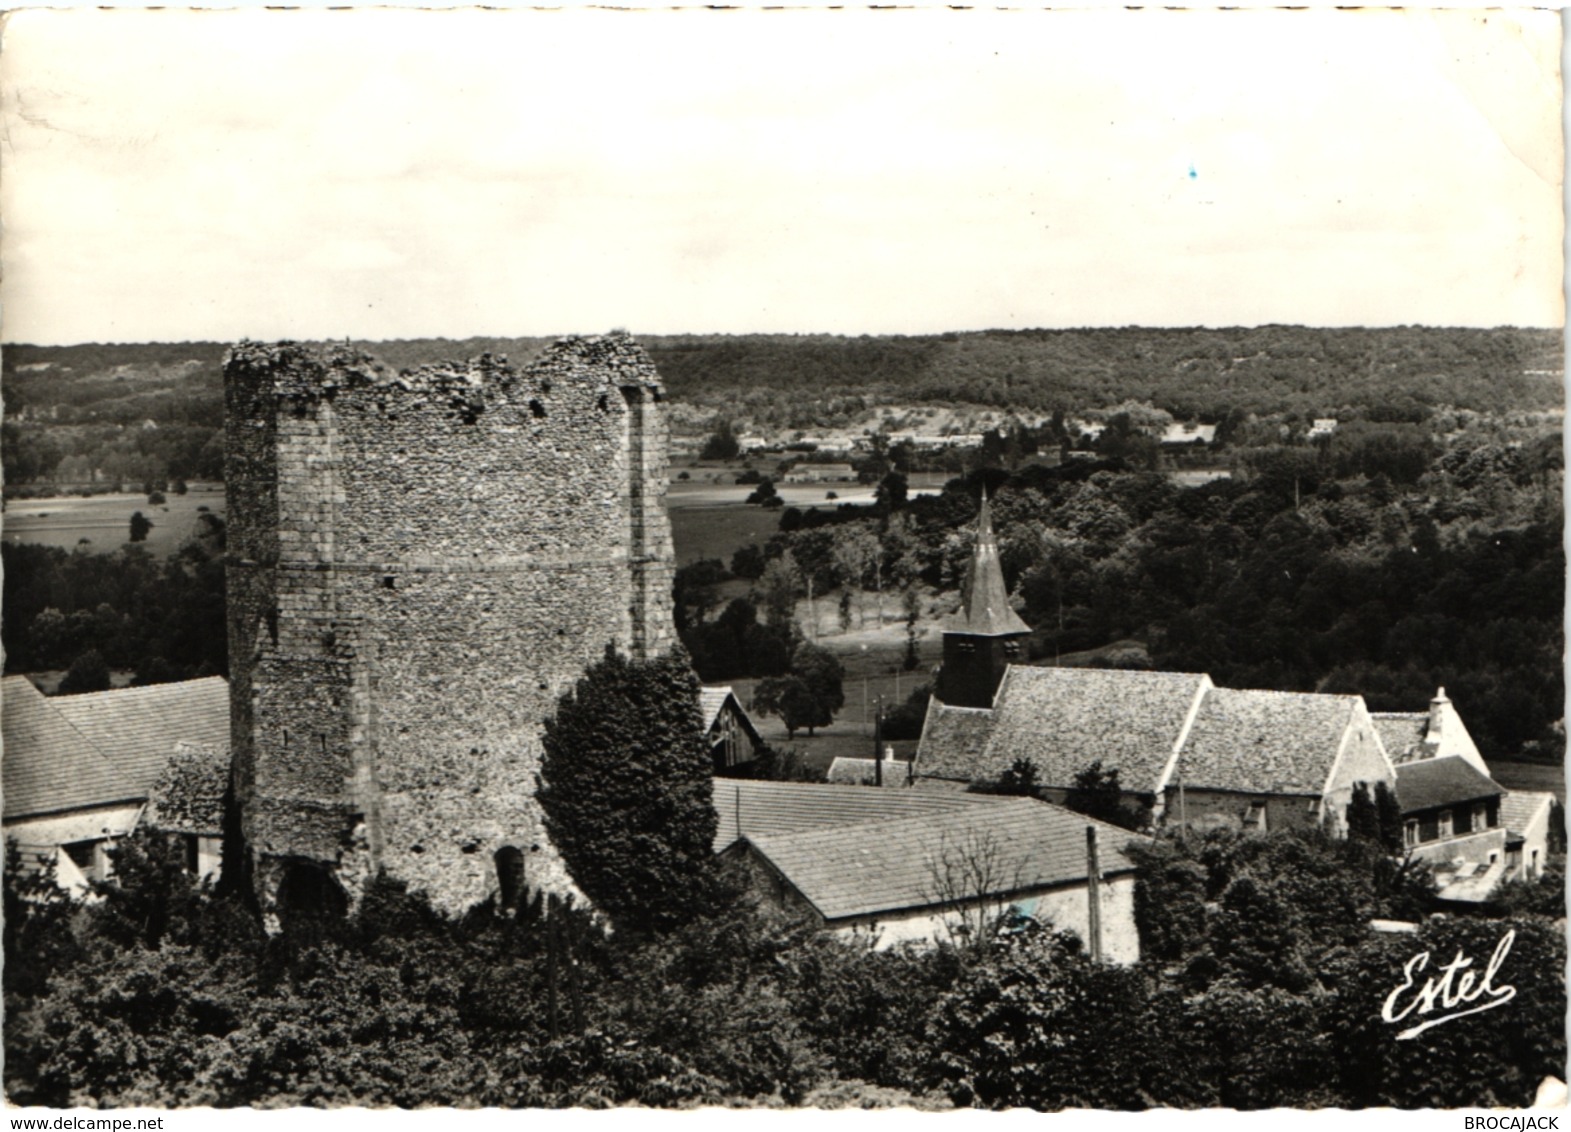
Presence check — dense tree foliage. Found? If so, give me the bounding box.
[56,649,111,695]
[2,529,227,682]
[7,823,1559,1110]
[537,646,720,936]
[751,642,846,740]
[1063,761,1147,831]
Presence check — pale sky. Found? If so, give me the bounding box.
[0,6,1563,344]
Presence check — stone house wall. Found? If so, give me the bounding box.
[225,334,676,923]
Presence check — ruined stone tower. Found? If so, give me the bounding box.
[224,333,676,924]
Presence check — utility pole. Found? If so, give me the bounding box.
[1086,825,1103,964]
[861,643,870,732]
[873,696,884,787]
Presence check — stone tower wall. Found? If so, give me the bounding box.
[225,334,676,918]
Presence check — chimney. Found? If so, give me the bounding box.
[1426,686,1449,742]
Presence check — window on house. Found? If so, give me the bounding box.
[1531,850,1540,877]
[63,840,99,880]
[1454,807,1473,836]
[495,847,526,913]
[1003,640,1021,657]
[1418,815,1439,843]
[1404,820,1418,848]
[1243,801,1268,832]
[1486,799,1500,828]
[1471,803,1486,832]
[1438,810,1453,838]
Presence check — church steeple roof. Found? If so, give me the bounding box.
[948,489,1031,638]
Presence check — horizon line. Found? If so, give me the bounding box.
[4,322,1565,351]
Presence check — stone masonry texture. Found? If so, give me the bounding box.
[224,334,676,921]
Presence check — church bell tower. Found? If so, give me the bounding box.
[934,490,1031,709]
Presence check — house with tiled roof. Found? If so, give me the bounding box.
[1499,791,1557,882]
[699,685,764,773]
[1370,688,1488,774]
[2,676,229,892]
[1369,687,1562,897]
[1395,755,1507,890]
[1165,687,1394,836]
[729,796,1148,961]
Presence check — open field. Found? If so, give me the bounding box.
[724,623,941,774]
[3,470,941,572]
[1489,759,1566,803]
[665,469,944,566]
[2,485,226,558]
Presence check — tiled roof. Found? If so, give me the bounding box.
[915,699,995,777]
[825,757,912,786]
[1395,756,1504,814]
[52,677,230,798]
[699,686,764,748]
[1176,687,1363,795]
[711,778,1006,853]
[744,797,1149,922]
[148,742,230,835]
[699,687,733,732]
[1499,790,1556,836]
[946,493,1031,637]
[960,666,1210,795]
[1371,712,1433,764]
[2,676,129,820]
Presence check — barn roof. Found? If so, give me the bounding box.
[698,686,764,748]
[51,677,230,795]
[3,676,230,823]
[742,797,1148,922]
[1395,756,1504,814]
[2,677,128,820]
[1175,687,1365,795]
[971,666,1211,796]
[710,778,1005,853]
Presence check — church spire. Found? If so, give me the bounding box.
[951,487,1031,637]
